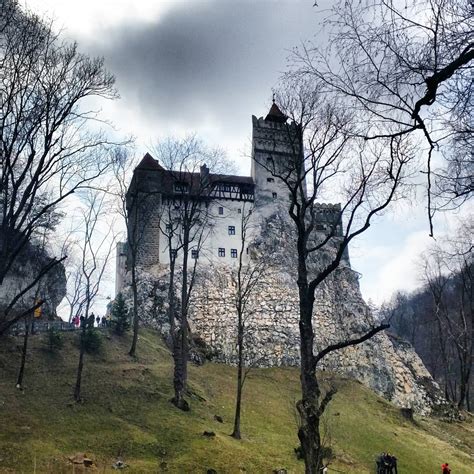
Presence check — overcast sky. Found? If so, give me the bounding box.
[25,0,471,307]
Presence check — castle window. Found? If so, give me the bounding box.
[170,249,177,258]
[238,209,242,214]
[218,248,225,257]
[231,249,238,258]
[266,157,274,167]
[174,182,188,194]
[272,192,277,199]
[228,226,236,235]
[165,224,172,232]
[218,206,224,215]
[191,250,198,259]
[267,177,274,183]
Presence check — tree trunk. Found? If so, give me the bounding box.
[172,326,189,411]
[168,256,188,410]
[466,383,471,412]
[231,314,244,439]
[74,321,87,402]
[459,376,467,409]
[458,354,471,410]
[129,261,139,357]
[16,315,31,389]
[295,225,324,473]
[297,293,324,474]
[172,230,190,411]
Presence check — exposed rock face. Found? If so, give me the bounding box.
[0,238,66,321]
[121,259,446,415]
[118,204,448,415]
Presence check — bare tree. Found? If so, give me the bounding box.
[112,148,151,357]
[230,202,266,440]
[14,290,41,390]
[257,83,413,472]
[15,221,53,390]
[153,135,229,411]
[73,191,115,402]
[0,0,119,334]
[383,221,473,410]
[59,227,89,325]
[421,221,473,410]
[64,254,85,325]
[295,0,473,235]
[380,292,418,346]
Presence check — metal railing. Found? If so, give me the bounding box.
[8,320,109,336]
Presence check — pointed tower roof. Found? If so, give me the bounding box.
[265,99,287,123]
[135,153,164,171]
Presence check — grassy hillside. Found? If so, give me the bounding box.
[0,329,472,473]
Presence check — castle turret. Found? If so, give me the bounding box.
[265,101,288,123]
[251,101,302,215]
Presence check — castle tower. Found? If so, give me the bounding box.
[251,101,303,215]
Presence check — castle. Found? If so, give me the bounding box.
[116,100,343,290]
[116,102,445,414]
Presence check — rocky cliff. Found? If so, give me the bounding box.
[118,209,451,415]
[120,259,449,415]
[0,238,66,322]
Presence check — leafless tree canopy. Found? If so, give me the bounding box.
[73,190,116,402]
[151,135,232,410]
[0,0,120,333]
[230,202,266,440]
[295,0,473,234]
[385,219,473,410]
[111,147,146,357]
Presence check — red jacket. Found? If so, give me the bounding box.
[441,463,451,474]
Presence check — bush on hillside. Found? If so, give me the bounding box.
[45,327,63,352]
[83,328,103,354]
[111,293,130,336]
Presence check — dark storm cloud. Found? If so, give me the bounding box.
[88,0,319,131]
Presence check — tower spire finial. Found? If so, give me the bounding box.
[265,96,287,123]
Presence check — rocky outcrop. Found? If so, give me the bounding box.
[0,238,66,322]
[117,209,449,415]
[120,260,446,415]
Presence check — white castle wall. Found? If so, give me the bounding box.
[156,200,253,267]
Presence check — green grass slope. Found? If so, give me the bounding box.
[0,329,472,473]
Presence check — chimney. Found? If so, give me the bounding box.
[200,163,210,188]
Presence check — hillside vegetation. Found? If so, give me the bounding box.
[0,329,472,473]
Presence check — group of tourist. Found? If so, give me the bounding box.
[376,453,452,473]
[71,313,109,329]
[376,452,398,473]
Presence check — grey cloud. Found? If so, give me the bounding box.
[85,0,319,132]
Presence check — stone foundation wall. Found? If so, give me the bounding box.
[122,263,446,415]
